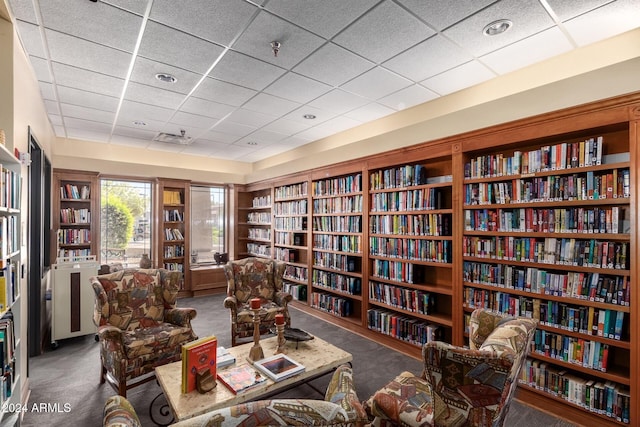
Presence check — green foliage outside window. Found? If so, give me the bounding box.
[101,194,133,249]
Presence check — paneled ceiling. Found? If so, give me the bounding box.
[6,0,640,162]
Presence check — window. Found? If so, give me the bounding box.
[100,179,153,266]
[190,185,227,264]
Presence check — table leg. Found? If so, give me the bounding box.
[149,392,174,426]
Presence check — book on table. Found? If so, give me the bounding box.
[253,353,305,382]
[217,364,267,394]
[181,335,217,394]
[217,346,236,369]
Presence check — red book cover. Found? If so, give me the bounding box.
[181,336,217,394]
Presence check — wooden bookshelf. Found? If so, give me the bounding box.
[52,169,99,263]
[235,185,272,260]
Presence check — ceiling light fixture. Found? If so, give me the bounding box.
[483,19,512,36]
[155,73,177,83]
[133,120,146,126]
[303,114,316,120]
[271,41,281,57]
[247,141,258,145]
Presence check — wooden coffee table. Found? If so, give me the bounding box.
[155,334,352,422]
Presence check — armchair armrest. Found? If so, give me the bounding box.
[223,295,238,311]
[324,364,368,423]
[273,290,293,306]
[91,278,109,328]
[103,395,141,427]
[164,307,197,327]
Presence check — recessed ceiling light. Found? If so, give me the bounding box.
[155,73,177,83]
[303,114,316,120]
[133,120,146,126]
[483,19,512,36]
[247,141,258,145]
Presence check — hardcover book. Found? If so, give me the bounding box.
[181,335,217,394]
[253,353,305,382]
[217,364,267,394]
[217,346,236,369]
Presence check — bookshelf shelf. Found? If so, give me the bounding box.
[156,179,190,289]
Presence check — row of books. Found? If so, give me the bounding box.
[463,290,626,341]
[531,330,612,372]
[370,188,443,212]
[464,206,627,234]
[164,244,184,258]
[313,195,363,214]
[275,182,307,200]
[465,137,606,178]
[164,228,184,241]
[0,313,15,402]
[57,248,91,258]
[248,228,270,240]
[251,195,271,208]
[163,190,183,205]
[312,215,361,233]
[370,164,428,189]
[247,212,271,224]
[369,281,435,315]
[284,264,308,282]
[273,199,307,215]
[463,236,629,270]
[464,168,630,205]
[312,252,359,273]
[164,209,183,222]
[370,213,452,237]
[60,208,90,224]
[57,228,90,245]
[371,259,424,284]
[274,247,297,263]
[163,262,184,272]
[313,234,361,253]
[519,359,630,424]
[274,216,306,231]
[312,173,362,196]
[310,292,353,317]
[283,282,307,301]
[312,270,361,295]
[275,231,306,246]
[0,217,18,257]
[247,243,270,257]
[463,262,631,306]
[367,308,443,345]
[0,265,17,314]
[60,183,90,200]
[370,237,451,263]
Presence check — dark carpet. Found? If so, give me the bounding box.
[22,293,576,426]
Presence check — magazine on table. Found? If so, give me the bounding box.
[253,353,305,382]
[217,364,267,394]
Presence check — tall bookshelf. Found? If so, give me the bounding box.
[52,170,99,262]
[273,181,310,302]
[366,155,455,347]
[310,170,364,324]
[237,187,272,259]
[157,179,190,288]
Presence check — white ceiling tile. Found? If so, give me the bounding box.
[193,77,257,107]
[421,60,495,95]
[242,93,301,117]
[545,0,612,21]
[8,1,38,23]
[341,67,412,100]
[334,1,435,63]
[169,111,219,130]
[115,115,167,132]
[397,0,496,31]
[343,102,396,122]
[260,118,310,135]
[30,56,53,83]
[200,130,241,144]
[378,84,438,110]
[45,29,132,78]
[308,90,370,115]
[15,21,46,58]
[60,103,115,124]
[52,63,125,97]
[48,114,63,126]
[102,0,149,16]
[118,99,175,123]
[232,11,325,69]
[180,141,220,157]
[39,0,142,52]
[138,21,225,74]
[45,100,60,115]
[443,0,555,57]
[149,0,257,46]
[123,81,186,110]
[236,129,289,146]
[265,0,377,39]
[224,108,277,128]
[383,35,473,82]
[180,97,235,119]
[129,57,204,94]
[53,125,66,137]
[65,117,113,133]
[66,128,111,142]
[210,144,255,160]
[57,86,120,112]
[480,27,573,75]
[281,105,338,125]
[39,82,56,101]
[279,135,314,148]
[208,51,287,91]
[561,0,640,46]
[293,43,374,87]
[112,125,157,141]
[312,115,362,134]
[264,72,332,104]
[295,125,335,141]
[210,120,257,137]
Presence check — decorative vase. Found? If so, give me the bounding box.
[139,253,152,268]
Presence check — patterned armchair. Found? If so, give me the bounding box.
[223,257,292,346]
[91,268,197,397]
[103,364,368,427]
[364,309,537,427]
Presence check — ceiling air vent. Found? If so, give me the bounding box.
[153,129,193,145]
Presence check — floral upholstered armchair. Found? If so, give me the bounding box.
[364,309,537,427]
[223,257,292,346]
[91,268,197,397]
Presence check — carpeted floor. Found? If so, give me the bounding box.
[22,293,577,426]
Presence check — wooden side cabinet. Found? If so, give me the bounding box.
[190,266,227,297]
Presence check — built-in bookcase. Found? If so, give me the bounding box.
[310,171,364,322]
[237,187,272,259]
[461,119,634,426]
[156,179,190,288]
[274,181,310,302]
[367,157,455,346]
